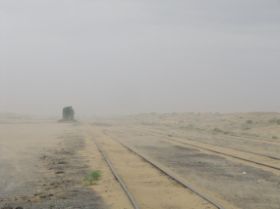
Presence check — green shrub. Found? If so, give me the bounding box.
[85,170,101,185]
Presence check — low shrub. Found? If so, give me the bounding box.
[84,170,101,185]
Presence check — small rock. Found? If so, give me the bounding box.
[55,171,64,174]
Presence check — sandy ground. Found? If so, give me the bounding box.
[0,120,131,209]
[1,113,280,209]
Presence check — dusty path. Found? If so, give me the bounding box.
[89,126,224,209]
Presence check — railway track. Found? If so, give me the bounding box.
[93,134,228,209]
[153,126,280,147]
[167,137,280,172]
[187,139,280,161]
[129,126,280,172]
[93,136,141,209]
[140,126,280,160]
[180,136,280,160]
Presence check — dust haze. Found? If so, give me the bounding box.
[1,0,280,116]
[1,2,280,208]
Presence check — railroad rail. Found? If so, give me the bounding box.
[131,126,280,170]
[95,133,227,209]
[115,139,228,209]
[93,137,141,209]
[144,125,280,147]
[140,126,280,160]
[177,138,280,161]
[168,138,280,171]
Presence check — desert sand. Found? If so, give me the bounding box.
[1,113,280,209]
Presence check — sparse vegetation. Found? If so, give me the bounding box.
[241,124,251,130]
[212,128,229,135]
[268,118,280,125]
[246,120,253,124]
[213,128,223,133]
[84,170,101,185]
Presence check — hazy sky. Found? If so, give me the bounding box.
[1,0,280,116]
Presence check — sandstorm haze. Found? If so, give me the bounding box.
[0,0,280,116]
